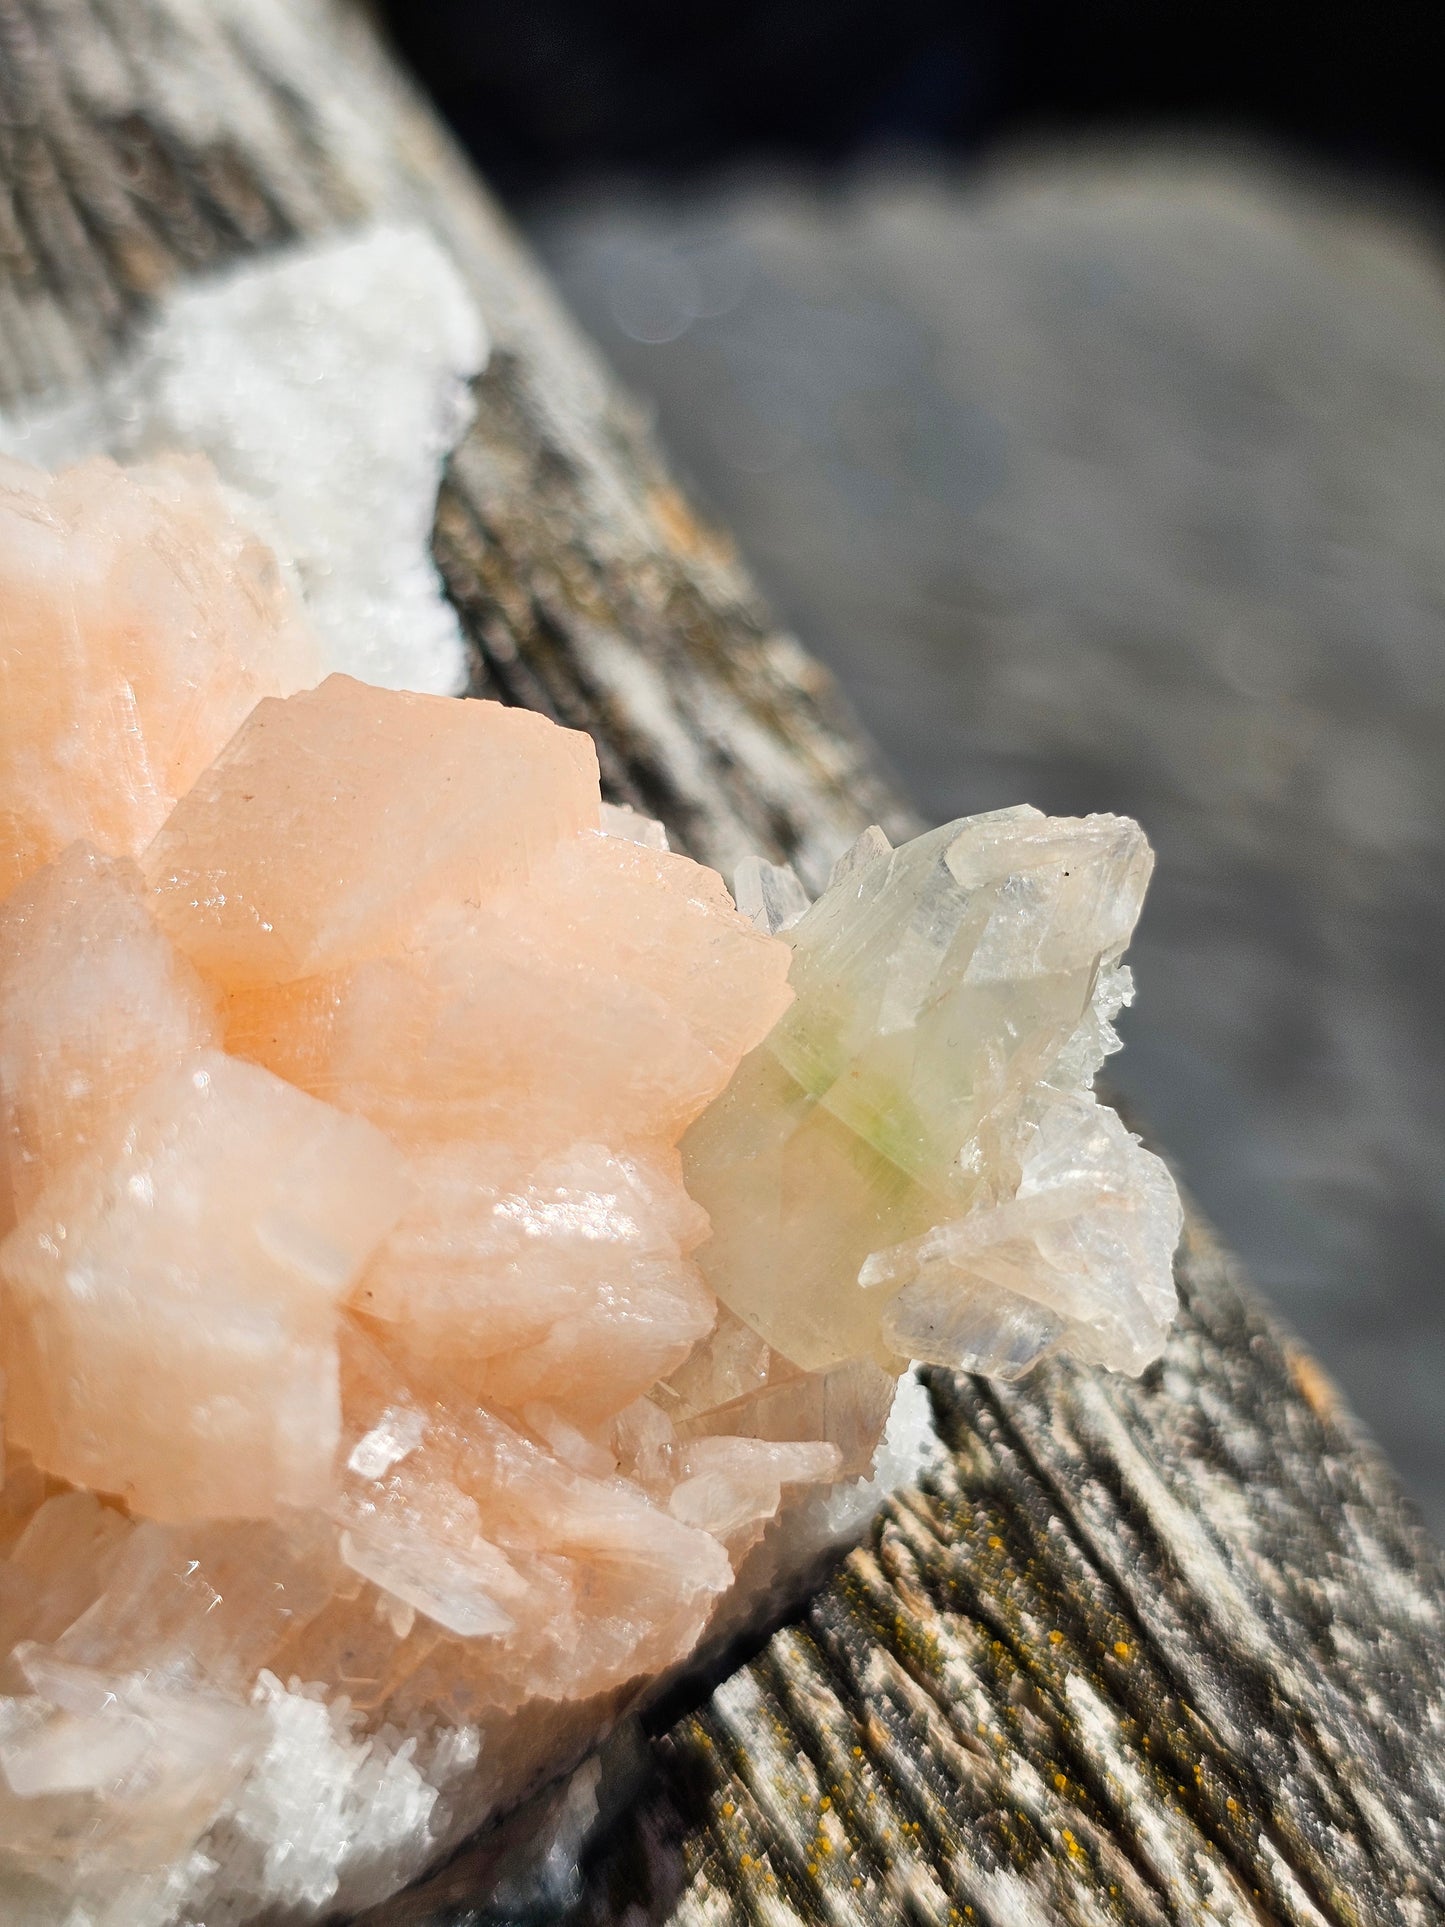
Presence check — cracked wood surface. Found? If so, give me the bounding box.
[0,2,1441,1922]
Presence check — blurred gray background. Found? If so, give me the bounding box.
[519,150,1445,1536]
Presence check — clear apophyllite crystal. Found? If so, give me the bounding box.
[683,806,1182,1381]
[0,450,1180,1925]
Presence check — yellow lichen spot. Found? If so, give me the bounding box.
[648,483,735,564]
[1226,1797,1240,1814]
[820,1796,832,1811]
[853,1877,863,1890]
[1048,1630,1063,1645]
[1113,1640,1131,1659]
[1054,1772,1068,1792]
[1284,1345,1339,1422]
[807,1863,818,1878]
[817,1836,833,1855]
[987,1535,1003,1550]
[800,1792,812,1805]
[721,1801,735,1819]
[853,1746,863,1758]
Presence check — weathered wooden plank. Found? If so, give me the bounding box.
[0,4,1441,1923]
[561,1217,1445,1927]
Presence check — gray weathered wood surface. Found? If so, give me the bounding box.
[0,3,1441,1921]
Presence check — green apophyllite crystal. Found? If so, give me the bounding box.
[683,807,1181,1378]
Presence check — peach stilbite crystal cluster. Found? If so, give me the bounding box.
[0,451,1180,1924]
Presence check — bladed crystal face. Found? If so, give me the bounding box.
[0,451,322,899]
[0,453,1179,1924]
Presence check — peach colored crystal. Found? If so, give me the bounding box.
[0,843,219,1230]
[145,673,603,987]
[2,1050,410,1522]
[0,454,320,897]
[0,568,842,1923]
[0,459,1176,1927]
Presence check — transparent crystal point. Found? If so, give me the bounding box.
[683,808,1179,1380]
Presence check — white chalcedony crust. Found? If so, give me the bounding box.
[0,226,487,697]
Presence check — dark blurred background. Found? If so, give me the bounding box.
[383,2,1444,204]
[381,1,1445,1537]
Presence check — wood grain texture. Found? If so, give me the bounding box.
[566,1220,1445,1926]
[0,3,1440,1921]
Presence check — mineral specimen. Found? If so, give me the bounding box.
[684,807,1182,1380]
[0,451,1180,1924]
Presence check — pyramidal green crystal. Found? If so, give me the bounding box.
[683,807,1182,1380]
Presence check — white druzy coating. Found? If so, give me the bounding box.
[0,226,488,697]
